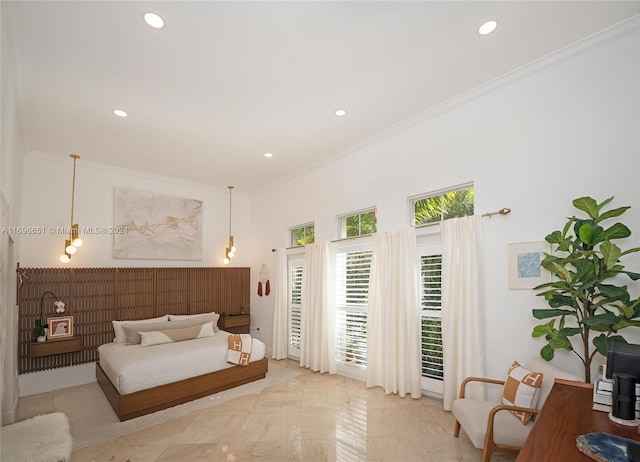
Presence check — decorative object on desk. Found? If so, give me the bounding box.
[531,196,640,382]
[576,432,637,462]
[47,316,73,339]
[258,263,270,296]
[611,373,638,422]
[508,241,551,289]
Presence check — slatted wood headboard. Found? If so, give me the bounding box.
[17,266,250,374]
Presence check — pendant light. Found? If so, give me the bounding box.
[60,154,82,263]
[223,186,236,264]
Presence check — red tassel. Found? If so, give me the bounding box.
[258,281,263,296]
[265,280,270,296]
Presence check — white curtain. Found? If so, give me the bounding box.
[367,228,422,398]
[441,215,486,410]
[299,242,336,373]
[271,248,289,360]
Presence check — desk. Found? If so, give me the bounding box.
[517,379,640,461]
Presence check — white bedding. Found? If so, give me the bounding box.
[98,331,266,395]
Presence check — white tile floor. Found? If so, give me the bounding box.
[16,359,518,462]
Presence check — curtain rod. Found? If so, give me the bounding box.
[272,208,511,251]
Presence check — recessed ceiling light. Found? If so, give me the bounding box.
[113,109,128,118]
[478,20,498,36]
[264,152,273,158]
[334,109,347,117]
[143,12,165,29]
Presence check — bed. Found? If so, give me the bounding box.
[96,318,268,421]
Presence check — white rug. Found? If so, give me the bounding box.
[1,412,72,462]
[70,360,301,449]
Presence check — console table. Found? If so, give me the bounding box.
[517,379,640,461]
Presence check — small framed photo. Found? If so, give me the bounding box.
[47,316,73,339]
[508,241,551,290]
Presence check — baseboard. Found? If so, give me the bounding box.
[18,362,96,396]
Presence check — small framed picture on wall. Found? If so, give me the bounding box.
[508,241,551,290]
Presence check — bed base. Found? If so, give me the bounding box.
[96,357,268,421]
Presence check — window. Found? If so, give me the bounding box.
[290,223,315,247]
[412,186,474,225]
[335,248,372,376]
[339,209,377,238]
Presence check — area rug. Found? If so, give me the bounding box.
[1,412,72,462]
[68,360,301,449]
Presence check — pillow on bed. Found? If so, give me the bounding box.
[168,312,221,332]
[112,315,169,344]
[139,321,215,347]
[121,320,172,344]
[121,317,215,344]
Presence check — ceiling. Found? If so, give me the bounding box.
[4,1,639,192]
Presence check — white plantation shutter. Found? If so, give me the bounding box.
[289,265,303,357]
[421,254,443,381]
[335,249,372,370]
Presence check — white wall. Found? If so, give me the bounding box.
[1,2,26,423]
[249,20,640,382]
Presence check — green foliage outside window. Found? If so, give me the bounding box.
[345,210,377,237]
[414,187,474,225]
[291,224,315,246]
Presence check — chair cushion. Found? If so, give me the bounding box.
[502,361,543,424]
[452,398,533,449]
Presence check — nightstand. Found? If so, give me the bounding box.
[219,314,250,333]
[29,335,83,358]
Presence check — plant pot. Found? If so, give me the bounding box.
[36,335,46,342]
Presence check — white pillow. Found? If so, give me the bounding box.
[140,321,215,347]
[168,312,220,332]
[112,315,169,344]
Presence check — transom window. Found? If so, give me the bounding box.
[289,223,315,247]
[339,209,377,238]
[412,186,474,225]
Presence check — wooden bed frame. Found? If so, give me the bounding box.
[96,357,268,421]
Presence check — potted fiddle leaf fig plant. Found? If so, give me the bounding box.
[531,196,640,383]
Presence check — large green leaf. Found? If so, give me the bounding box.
[558,327,583,337]
[540,344,555,361]
[532,323,553,338]
[577,222,595,245]
[532,308,576,319]
[598,206,631,222]
[597,284,629,304]
[593,334,627,356]
[573,197,600,219]
[621,270,640,280]
[600,241,621,270]
[604,223,631,240]
[582,312,621,326]
[549,336,573,350]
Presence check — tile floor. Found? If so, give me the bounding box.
[16,359,517,462]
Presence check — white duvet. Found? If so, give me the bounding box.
[98,331,266,395]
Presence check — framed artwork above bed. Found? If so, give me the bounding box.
[112,187,203,260]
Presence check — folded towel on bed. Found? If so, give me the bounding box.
[227,334,252,366]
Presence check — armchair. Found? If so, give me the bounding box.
[452,357,582,462]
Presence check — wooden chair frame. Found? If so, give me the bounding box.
[453,376,539,462]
